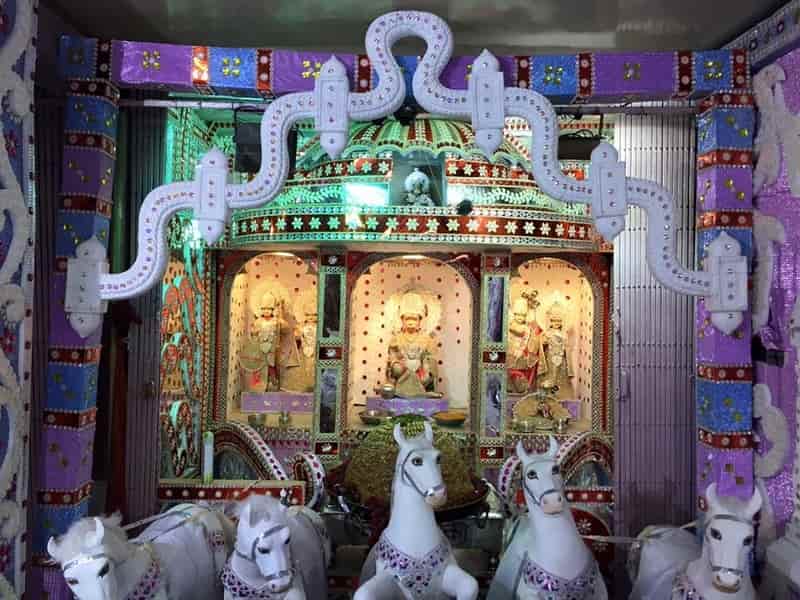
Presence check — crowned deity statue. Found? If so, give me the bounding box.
[507,290,547,395]
[537,301,575,399]
[280,291,318,393]
[403,168,435,207]
[239,290,297,393]
[386,291,440,398]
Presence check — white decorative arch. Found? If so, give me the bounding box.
[65,10,747,337]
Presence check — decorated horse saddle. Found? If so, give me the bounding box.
[518,552,601,600]
[376,533,452,599]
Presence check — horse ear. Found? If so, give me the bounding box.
[393,423,407,446]
[47,536,59,561]
[516,440,530,462]
[422,421,434,444]
[706,483,719,512]
[87,517,105,548]
[546,435,559,459]
[744,487,763,520]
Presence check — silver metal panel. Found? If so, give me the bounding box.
[124,107,167,520]
[614,110,696,537]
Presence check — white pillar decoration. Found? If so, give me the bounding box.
[63,10,747,338]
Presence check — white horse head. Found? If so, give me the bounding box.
[234,495,295,594]
[47,514,131,600]
[516,436,565,516]
[702,483,761,593]
[392,421,447,508]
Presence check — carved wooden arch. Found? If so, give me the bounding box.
[64,10,746,339]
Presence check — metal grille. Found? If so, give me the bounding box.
[613,110,697,537]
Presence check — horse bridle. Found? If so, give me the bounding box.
[234,524,296,593]
[521,459,562,508]
[399,450,445,500]
[61,552,118,575]
[704,514,753,580]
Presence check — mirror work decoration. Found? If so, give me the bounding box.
[35,5,759,599]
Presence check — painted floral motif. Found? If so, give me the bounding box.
[376,534,451,599]
[520,554,599,599]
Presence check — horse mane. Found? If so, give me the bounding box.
[705,494,754,522]
[240,494,289,528]
[50,513,128,564]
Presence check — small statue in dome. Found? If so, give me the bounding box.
[507,290,547,395]
[538,301,575,398]
[386,291,440,398]
[403,168,435,207]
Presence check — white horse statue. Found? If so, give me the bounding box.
[488,437,607,599]
[630,483,761,600]
[354,422,479,600]
[222,494,331,600]
[47,503,235,600]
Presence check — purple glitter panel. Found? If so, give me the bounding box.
[695,299,752,364]
[38,564,72,600]
[758,47,800,197]
[61,147,115,200]
[697,443,754,501]
[697,167,753,210]
[112,41,194,90]
[49,275,103,347]
[270,51,356,94]
[592,52,676,102]
[40,425,95,491]
[753,176,800,532]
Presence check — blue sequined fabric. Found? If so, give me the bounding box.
[376,534,451,599]
[520,554,600,600]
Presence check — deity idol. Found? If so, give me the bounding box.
[280,292,318,393]
[507,292,547,395]
[403,168,435,207]
[240,290,295,393]
[386,291,439,398]
[538,301,575,398]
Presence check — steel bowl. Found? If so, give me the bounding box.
[432,411,467,427]
[375,384,396,399]
[359,409,395,426]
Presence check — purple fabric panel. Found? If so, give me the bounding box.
[697,444,754,501]
[39,425,95,490]
[696,299,752,364]
[753,191,800,533]
[241,391,313,413]
[270,51,356,94]
[593,52,676,100]
[439,55,519,90]
[61,147,115,200]
[113,41,194,90]
[366,396,449,416]
[697,167,753,211]
[48,275,102,347]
